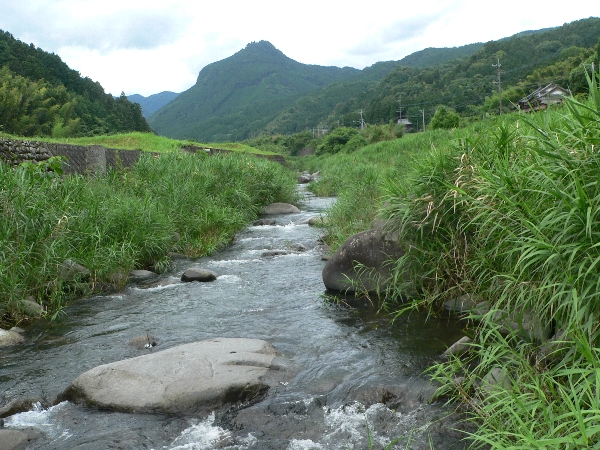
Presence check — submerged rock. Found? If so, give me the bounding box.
[253,218,277,226]
[60,338,280,415]
[261,250,290,258]
[128,270,156,282]
[260,203,300,215]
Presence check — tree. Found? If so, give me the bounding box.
[429,106,460,130]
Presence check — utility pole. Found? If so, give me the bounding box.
[419,109,425,132]
[493,58,503,115]
[397,97,403,123]
[358,109,366,130]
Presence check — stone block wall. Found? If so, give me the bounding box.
[0,138,144,175]
[0,137,286,173]
[0,139,52,166]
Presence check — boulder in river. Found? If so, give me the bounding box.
[18,296,45,317]
[0,429,31,450]
[59,338,281,415]
[260,203,300,215]
[128,333,158,350]
[181,268,217,282]
[0,328,25,347]
[322,228,406,293]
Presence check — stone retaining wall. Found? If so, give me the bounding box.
[0,138,286,174]
[0,138,144,175]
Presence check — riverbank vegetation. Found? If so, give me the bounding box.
[5,131,281,156]
[0,151,297,326]
[306,74,600,448]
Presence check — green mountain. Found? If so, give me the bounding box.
[149,40,487,141]
[0,30,151,137]
[127,91,180,118]
[396,43,484,68]
[148,41,361,141]
[150,18,600,142]
[265,17,600,133]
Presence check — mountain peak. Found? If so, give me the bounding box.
[245,40,276,50]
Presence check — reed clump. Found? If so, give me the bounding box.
[309,73,600,447]
[0,151,296,325]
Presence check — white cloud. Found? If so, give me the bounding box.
[0,0,597,96]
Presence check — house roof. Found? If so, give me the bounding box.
[518,83,570,107]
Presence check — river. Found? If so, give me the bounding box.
[1,185,468,449]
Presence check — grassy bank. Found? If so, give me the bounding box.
[301,129,456,251]
[0,131,281,155]
[0,151,297,326]
[305,75,600,447]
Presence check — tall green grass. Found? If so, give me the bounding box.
[0,152,296,325]
[304,73,600,448]
[383,74,600,448]
[306,131,455,251]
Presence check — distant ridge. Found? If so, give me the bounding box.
[147,18,600,141]
[127,91,180,118]
[148,41,359,141]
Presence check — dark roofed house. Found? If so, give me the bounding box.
[517,83,570,112]
[398,118,415,133]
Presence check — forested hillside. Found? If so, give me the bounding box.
[265,17,600,134]
[147,18,599,141]
[148,40,488,141]
[148,41,361,141]
[0,30,151,137]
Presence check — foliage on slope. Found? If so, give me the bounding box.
[148,41,360,141]
[0,30,151,137]
[265,18,600,134]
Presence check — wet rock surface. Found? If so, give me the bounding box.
[60,338,281,415]
[322,228,405,293]
[180,267,218,282]
[0,329,25,347]
[260,202,301,215]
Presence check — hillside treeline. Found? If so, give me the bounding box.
[0,30,151,137]
[264,18,600,135]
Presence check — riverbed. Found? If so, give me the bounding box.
[1,186,468,449]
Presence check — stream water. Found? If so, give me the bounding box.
[1,186,468,449]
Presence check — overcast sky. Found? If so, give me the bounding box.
[1,1,597,97]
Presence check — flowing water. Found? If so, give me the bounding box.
[1,186,468,449]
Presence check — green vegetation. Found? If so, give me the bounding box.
[147,18,600,145]
[0,131,279,156]
[243,19,600,141]
[147,39,489,142]
[304,74,600,448]
[148,41,360,141]
[0,151,296,325]
[0,30,150,137]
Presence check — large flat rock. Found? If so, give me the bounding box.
[60,338,280,415]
